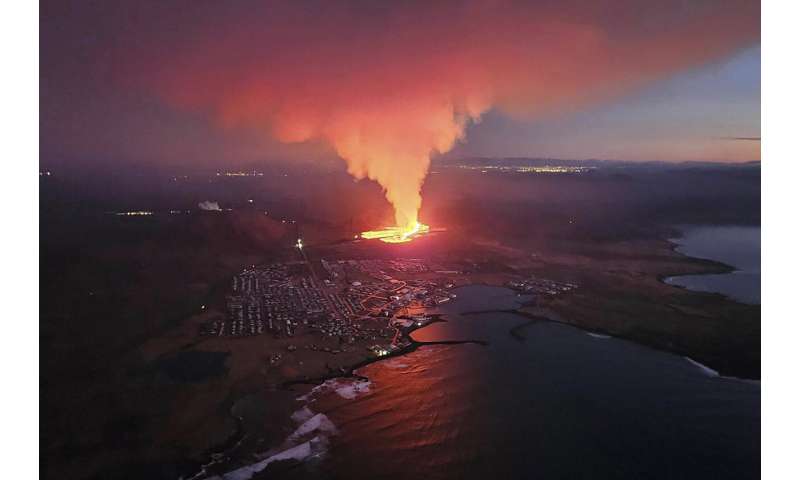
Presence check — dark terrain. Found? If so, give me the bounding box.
[40,159,760,479]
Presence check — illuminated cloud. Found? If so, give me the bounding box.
[122,0,758,228]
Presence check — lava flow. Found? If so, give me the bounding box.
[361,222,431,244]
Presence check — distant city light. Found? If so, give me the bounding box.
[114,211,153,216]
[218,171,265,177]
[456,165,595,174]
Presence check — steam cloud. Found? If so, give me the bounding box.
[198,201,222,212]
[134,0,758,229]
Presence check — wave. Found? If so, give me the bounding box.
[289,413,338,442]
[332,379,371,399]
[214,436,327,480]
[290,406,315,424]
[683,356,761,385]
[212,377,373,479]
[585,332,611,339]
[210,410,336,480]
[683,356,720,377]
[295,382,327,402]
[386,360,409,369]
[297,378,372,402]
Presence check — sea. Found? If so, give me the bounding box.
[664,225,760,304]
[216,285,760,480]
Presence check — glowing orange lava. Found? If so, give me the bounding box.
[361,222,430,243]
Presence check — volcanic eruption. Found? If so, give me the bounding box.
[129,0,758,242]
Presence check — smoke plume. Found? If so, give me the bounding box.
[132,0,758,230]
[198,201,222,212]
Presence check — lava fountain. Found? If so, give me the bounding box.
[361,221,431,244]
[133,1,758,247]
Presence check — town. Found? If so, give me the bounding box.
[204,258,461,357]
[507,276,578,296]
[203,254,582,360]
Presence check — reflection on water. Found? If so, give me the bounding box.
[665,225,760,304]
[297,286,759,480]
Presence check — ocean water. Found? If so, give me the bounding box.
[265,285,759,480]
[156,350,229,383]
[665,225,760,304]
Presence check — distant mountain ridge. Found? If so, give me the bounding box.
[436,157,761,170]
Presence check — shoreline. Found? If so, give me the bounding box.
[188,312,488,479]
[282,314,488,389]
[211,284,759,480]
[657,233,758,306]
[656,240,736,289]
[470,306,759,381]
[182,234,761,477]
[682,355,761,385]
